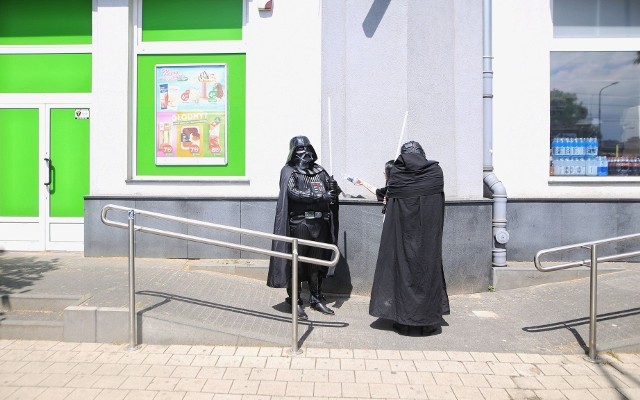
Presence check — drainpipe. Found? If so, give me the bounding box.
[482,0,509,267]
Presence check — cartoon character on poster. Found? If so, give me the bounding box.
[209,117,222,153]
[199,71,225,103]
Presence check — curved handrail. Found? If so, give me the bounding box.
[533,231,640,362]
[101,204,340,355]
[101,204,340,267]
[534,232,640,272]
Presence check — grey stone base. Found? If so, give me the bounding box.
[64,306,129,343]
[492,262,624,291]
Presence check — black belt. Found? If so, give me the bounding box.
[290,211,330,220]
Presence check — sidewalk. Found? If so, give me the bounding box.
[1,340,639,399]
[1,251,639,399]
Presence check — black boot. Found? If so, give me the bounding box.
[311,302,334,315]
[285,297,308,320]
[310,293,334,315]
[295,304,309,320]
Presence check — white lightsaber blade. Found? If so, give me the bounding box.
[395,111,409,157]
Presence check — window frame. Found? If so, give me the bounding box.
[129,0,248,182]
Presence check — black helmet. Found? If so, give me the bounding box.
[400,141,425,157]
[286,135,318,167]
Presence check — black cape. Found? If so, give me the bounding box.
[267,164,339,288]
[368,153,450,326]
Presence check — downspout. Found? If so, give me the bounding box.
[482,0,509,267]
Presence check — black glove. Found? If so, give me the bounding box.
[328,176,342,196]
[321,190,338,203]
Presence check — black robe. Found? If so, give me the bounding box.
[267,164,339,288]
[369,153,450,326]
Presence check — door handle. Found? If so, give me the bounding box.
[44,157,52,186]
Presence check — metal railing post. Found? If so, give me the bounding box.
[127,209,138,350]
[587,244,599,363]
[288,239,302,355]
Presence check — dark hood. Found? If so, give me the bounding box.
[386,153,444,198]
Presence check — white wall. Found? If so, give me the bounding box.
[320,0,483,200]
[493,0,640,198]
[92,0,130,197]
[91,0,322,197]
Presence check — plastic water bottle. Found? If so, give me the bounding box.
[586,157,597,176]
[555,157,564,176]
[564,157,571,176]
[342,173,357,184]
[586,137,598,158]
[576,138,585,158]
[597,156,608,176]
[577,158,586,175]
[560,138,567,157]
[570,138,578,158]
[551,138,559,157]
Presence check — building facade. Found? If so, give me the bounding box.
[1,0,638,294]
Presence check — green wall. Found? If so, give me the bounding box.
[0,0,92,45]
[0,54,92,93]
[142,0,243,42]
[137,54,246,176]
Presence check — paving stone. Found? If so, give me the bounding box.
[2,253,640,400]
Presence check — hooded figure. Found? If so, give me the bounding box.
[268,136,341,319]
[369,141,450,335]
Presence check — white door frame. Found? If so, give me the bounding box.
[0,102,90,251]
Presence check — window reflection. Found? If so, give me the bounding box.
[553,0,640,38]
[550,51,640,176]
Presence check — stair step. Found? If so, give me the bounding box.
[0,293,88,312]
[0,313,64,341]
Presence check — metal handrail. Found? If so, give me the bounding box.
[534,232,640,362]
[101,204,340,355]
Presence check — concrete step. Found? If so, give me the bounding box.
[0,293,88,341]
[0,293,89,312]
[0,314,64,340]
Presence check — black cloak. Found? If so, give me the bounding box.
[267,164,340,288]
[368,153,450,326]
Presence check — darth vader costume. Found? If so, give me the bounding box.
[369,141,450,335]
[268,136,340,319]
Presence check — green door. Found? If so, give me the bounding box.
[46,107,90,250]
[0,106,89,250]
[0,109,40,217]
[49,108,90,217]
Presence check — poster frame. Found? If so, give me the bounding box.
[154,62,228,166]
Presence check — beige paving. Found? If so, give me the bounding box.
[0,340,638,400]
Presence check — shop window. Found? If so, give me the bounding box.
[550,51,640,176]
[553,0,640,37]
[134,0,246,180]
[0,0,92,45]
[142,0,242,42]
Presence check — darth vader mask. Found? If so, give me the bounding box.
[287,135,317,169]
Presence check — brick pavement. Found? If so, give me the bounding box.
[1,251,640,399]
[2,252,640,353]
[1,339,639,400]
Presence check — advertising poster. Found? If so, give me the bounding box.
[155,64,228,165]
